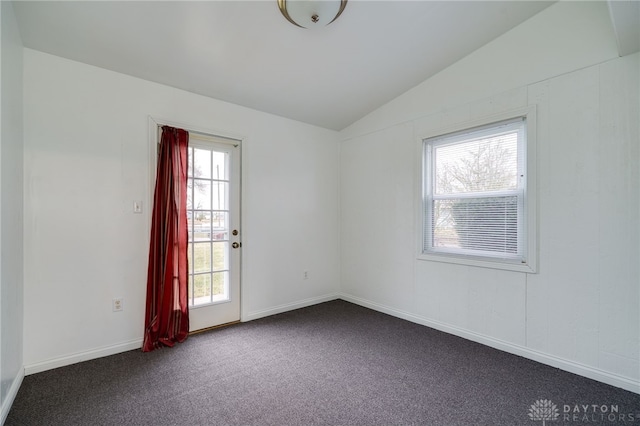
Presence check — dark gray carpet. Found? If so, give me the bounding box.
[7,300,640,425]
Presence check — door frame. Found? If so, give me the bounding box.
[147,116,244,329]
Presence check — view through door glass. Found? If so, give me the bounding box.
[186,135,241,331]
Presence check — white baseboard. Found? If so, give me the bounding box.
[18,295,639,396]
[23,294,341,376]
[24,338,143,376]
[1,366,24,426]
[242,293,340,322]
[339,293,640,395]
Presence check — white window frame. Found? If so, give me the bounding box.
[417,107,537,273]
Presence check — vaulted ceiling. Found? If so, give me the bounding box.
[13,1,635,131]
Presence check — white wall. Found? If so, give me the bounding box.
[340,1,639,393]
[22,49,340,371]
[0,0,25,422]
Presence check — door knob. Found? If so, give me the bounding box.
[232,242,240,249]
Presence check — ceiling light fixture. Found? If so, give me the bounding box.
[277,0,348,29]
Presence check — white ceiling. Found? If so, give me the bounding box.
[12,1,556,131]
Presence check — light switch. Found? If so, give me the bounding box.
[133,201,143,214]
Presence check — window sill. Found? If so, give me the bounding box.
[418,252,537,274]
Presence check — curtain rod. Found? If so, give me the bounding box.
[150,116,240,147]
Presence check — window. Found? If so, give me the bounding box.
[421,112,536,272]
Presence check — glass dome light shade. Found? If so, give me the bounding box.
[278,0,347,29]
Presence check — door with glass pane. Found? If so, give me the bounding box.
[186,134,240,331]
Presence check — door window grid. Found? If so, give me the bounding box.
[187,145,230,307]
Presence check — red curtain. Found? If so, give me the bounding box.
[142,126,190,352]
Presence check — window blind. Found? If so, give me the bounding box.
[424,118,526,261]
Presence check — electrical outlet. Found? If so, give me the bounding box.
[113,298,123,312]
[303,271,309,280]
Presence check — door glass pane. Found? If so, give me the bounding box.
[187,179,193,210]
[212,271,228,300]
[193,180,211,210]
[212,242,228,271]
[187,211,194,241]
[212,151,226,180]
[212,211,227,230]
[193,211,212,240]
[192,242,212,273]
[194,273,212,305]
[194,148,211,179]
[212,182,227,211]
[212,212,228,241]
